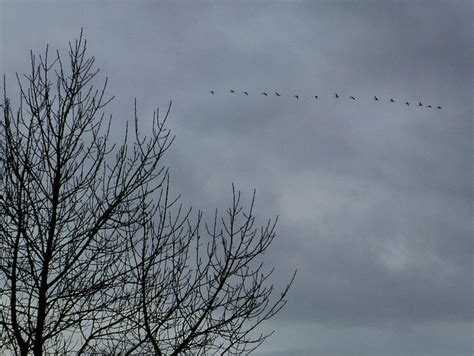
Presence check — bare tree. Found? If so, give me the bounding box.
[0,32,295,355]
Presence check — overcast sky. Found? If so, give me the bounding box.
[1,1,472,355]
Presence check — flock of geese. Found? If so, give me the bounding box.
[209,90,442,109]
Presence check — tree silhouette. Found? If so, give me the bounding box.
[0,32,295,355]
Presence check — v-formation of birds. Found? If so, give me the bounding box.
[209,90,442,109]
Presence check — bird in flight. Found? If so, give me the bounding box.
[314,95,318,99]
[350,96,356,100]
[405,102,410,106]
[418,102,423,107]
[293,95,299,99]
[243,91,248,96]
[437,106,442,109]
[261,92,268,96]
[335,93,339,98]
[275,91,281,96]
[230,89,235,93]
[210,90,215,95]
[374,96,379,101]
[427,105,432,108]
[390,98,395,103]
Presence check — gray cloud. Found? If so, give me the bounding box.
[1,0,472,354]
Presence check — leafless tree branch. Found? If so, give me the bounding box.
[0,31,295,356]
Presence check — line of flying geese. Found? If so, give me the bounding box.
[209,90,442,109]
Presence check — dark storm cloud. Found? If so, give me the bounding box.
[1,0,472,354]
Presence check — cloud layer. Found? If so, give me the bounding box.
[1,1,472,354]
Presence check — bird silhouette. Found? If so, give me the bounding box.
[230,89,235,93]
[405,102,410,106]
[210,91,215,95]
[314,95,318,99]
[437,106,442,109]
[293,95,299,99]
[350,96,356,100]
[275,91,281,96]
[390,98,395,103]
[427,105,432,108]
[243,91,248,96]
[418,102,423,107]
[374,96,379,101]
[335,93,339,98]
[261,92,268,96]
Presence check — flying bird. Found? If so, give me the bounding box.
[335,93,339,98]
[437,106,442,109]
[243,91,248,96]
[209,91,215,95]
[390,98,395,103]
[405,102,410,106]
[374,96,379,101]
[314,95,318,99]
[230,89,235,93]
[293,95,299,99]
[427,105,432,108]
[275,91,281,96]
[261,92,268,96]
[350,96,356,100]
[418,102,423,107]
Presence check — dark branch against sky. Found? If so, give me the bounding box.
[1,1,472,355]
